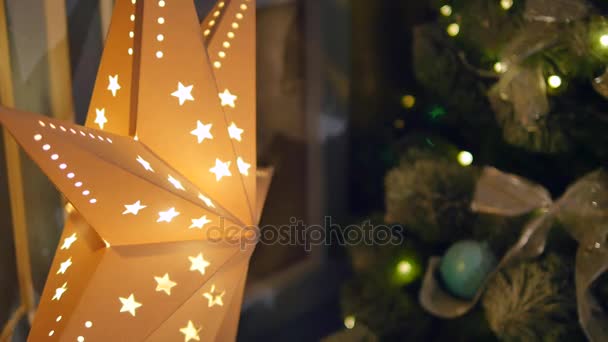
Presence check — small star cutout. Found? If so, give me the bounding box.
[190,215,211,229]
[154,273,177,296]
[119,294,142,317]
[157,208,180,223]
[218,89,237,108]
[94,108,108,130]
[180,321,201,342]
[237,157,251,176]
[202,285,225,307]
[123,200,147,215]
[56,257,72,275]
[189,253,210,275]
[171,82,194,106]
[136,155,154,172]
[107,75,121,97]
[198,193,215,208]
[168,175,185,190]
[190,121,213,143]
[227,122,244,142]
[61,233,78,250]
[209,159,231,181]
[52,282,68,301]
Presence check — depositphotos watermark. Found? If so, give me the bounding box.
[204,217,404,251]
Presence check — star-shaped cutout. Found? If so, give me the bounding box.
[171,82,194,106]
[168,175,185,190]
[123,200,146,215]
[52,282,68,301]
[202,284,225,307]
[227,122,244,142]
[190,121,213,143]
[107,74,121,97]
[180,321,201,342]
[218,89,237,108]
[190,215,211,229]
[60,233,78,250]
[198,193,215,208]
[188,253,210,275]
[157,208,180,223]
[237,157,251,176]
[209,159,231,181]
[136,155,154,172]
[154,273,177,296]
[119,294,142,317]
[56,257,72,275]
[94,108,108,130]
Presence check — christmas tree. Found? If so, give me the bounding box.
[332,0,608,340]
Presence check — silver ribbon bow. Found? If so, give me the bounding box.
[420,167,608,341]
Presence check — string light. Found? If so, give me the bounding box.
[439,5,452,17]
[500,0,513,10]
[600,34,608,47]
[493,62,506,73]
[344,315,356,329]
[397,260,413,275]
[547,75,562,89]
[401,94,416,109]
[457,151,473,166]
[446,23,460,37]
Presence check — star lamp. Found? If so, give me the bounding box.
[0,0,271,341]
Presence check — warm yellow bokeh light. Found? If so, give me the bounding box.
[447,23,460,37]
[457,151,473,166]
[600,34,608,47]
[500,0,513,10]
[440,5,452,16]
[493,62,506,73]
[344,315,356,329]
[547,75,562,89]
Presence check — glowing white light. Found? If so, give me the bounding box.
[171,82,194,105]
[227,32,235,39]
[156,51,164,59]
[60,126,66,132]
[601,34,608,47]
[440,5,452,16]
[203,284,225,307]
[344,315,356,329]
[500,0,513,10]
[57,257,72,274]
[136,155,154,172]
[190,121,213,143]
[494,62,506,73]
[241,4,248,10]
[82,190,90,196]
[219,89,237,107]
[59,163,67,169]
[67,172,75,179]
[52,282,68,301]
[38,120,46,127]
[158,0,165,7]
[43,144,51,151]
[232,23,239,29]
[128,48,133,55]
[56,316,62,322]
[180,321,201,342]
[49,331,54,336]
[95,108,108,130]
[210,159,232,181]
[158,17,165,24]
[228,122,244,141]
[188,253,210,275]
[457,151,473,166]
[154,273,177,295]
[50,123,56,129]
[119,294,142,316]
[77,336,84,342]
[75,182,83,187]
[89,199,97,204]
[61,233,77,250]
[34,134,42,141]
[198,193,215,208]
[236,13,243,19]
[168,175,185,190]
[237,157,251,176]
[85,321,93,328]
[447,23,460,37]
[107,75,121,96]
[51,154,59,160]
[547,75,562,89]
[214,61,222,69]
[157,208,180,223]
[157,34,164,41]
[190,215,211,229]
[123,200,147,215]
[223,41,230,48]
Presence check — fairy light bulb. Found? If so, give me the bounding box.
[440,5,452,16]
[494,62,506,73]
[500,0,513,10]
[401,94,416,109]
[457,151,473,166]
[344,315,356,329]
[600,34,608,47]
[447,23,460,37]
[547,75,562,89]
[397,260,413,275]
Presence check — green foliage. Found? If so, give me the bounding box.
[482,254,584,341]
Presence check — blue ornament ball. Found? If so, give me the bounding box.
[439,240,497,300]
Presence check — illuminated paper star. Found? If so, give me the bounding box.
[237,157,251,176]
[218,89,237,108]
[190,120,213,143]
[189,215,211,229]
[52,282,68,301]
[94,108,108,130]
[227,122,243,141]
[135,155,154,172]
[202,284,225,307]
[119,294,142,317]
[189,253,210,275]
[171,82,194,105]
[60,233,77,250]
[154,273,177,296]
[122,200,146,215]
[157,208,180,223]
[209,159,231,181]
[56,257,72,275]
[107,74,121,97]
[180,321,201,342]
